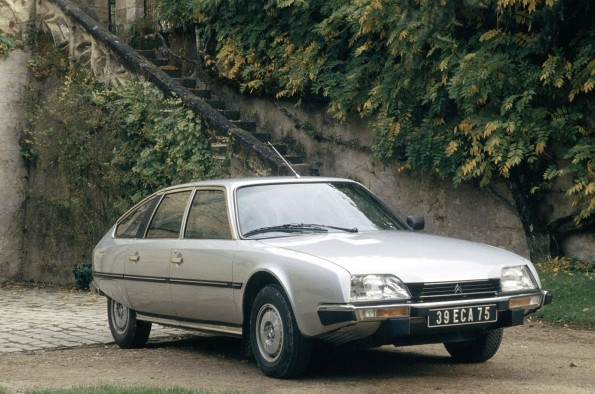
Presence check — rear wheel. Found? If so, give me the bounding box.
[107,298,151,349]
[444,328,503,363]
[250,284,312,378]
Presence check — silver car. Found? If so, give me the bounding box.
[92,177,551,378]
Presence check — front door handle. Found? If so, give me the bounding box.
[128,254,139,262]
[171,257,183,264]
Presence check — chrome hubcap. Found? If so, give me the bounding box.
[111,301,129,334]
[256,303,283,362]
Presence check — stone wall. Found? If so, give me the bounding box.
[216,86,534,257]
[0,0,591,285]
[213,86,595,260]
[0,0,287,283]
[0,0,33,282]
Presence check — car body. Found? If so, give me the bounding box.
[92,176,551,378]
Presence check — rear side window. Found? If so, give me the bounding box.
[146,191,191,239]
[185,190,232,239]
[115,197,157,238]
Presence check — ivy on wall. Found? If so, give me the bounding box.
[155,0,594,261]
[23,33,229,265]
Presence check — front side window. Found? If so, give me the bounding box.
[115,197,157,238]
[185,190,232,239]
[146,191,191,239]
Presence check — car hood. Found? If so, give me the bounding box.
[257,231,528,283]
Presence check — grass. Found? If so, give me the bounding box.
[533,258,595,329]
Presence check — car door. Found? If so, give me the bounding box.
[125,190,191,317]
[170,188,240,326]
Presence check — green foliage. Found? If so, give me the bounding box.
[0,35,15,56]
[25,50,229,261]
[155,0,595,225]
[72,264,93,291]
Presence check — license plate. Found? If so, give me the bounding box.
[428,305,497,327]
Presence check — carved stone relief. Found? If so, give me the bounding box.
[37,0,133,87]
[0,0,34,34]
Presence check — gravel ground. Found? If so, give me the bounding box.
[0,319,593,393]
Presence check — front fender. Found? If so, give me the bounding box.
[235,242,351,337]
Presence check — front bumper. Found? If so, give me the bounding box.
[316,290,551,346]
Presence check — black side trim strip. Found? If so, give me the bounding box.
[169,278,242,289]
[93,271,124,280]
[93,271,242,289]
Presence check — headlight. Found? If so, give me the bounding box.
[500,265,538,292]
[350,275,411,302]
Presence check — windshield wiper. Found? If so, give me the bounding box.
[243,223,357,238]
[243,223,327,238]
[301,223,358,233]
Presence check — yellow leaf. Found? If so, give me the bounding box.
[483,121,498,138]
[583,308,590,312]
[535,141,546,154]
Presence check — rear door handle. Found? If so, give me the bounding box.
[128,254,139,262]
[171,257,183,264]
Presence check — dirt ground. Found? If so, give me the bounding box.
[0,319,593,393]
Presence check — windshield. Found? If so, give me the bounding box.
[236,182,407,238]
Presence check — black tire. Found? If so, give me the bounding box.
[250,284,312,378]
[444,328,503,363]
[107,297,152,349]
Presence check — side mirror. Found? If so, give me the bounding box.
[406,216,425,231]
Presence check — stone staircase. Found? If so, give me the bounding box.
[135,48,316,176]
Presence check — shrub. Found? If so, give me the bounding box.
[72,264,93,291]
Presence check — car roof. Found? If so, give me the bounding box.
[161,176,359,193]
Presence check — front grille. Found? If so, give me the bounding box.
[407,279,500,302]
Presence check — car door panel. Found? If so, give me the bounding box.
[170,242,239,324]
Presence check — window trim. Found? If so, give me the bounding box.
[113,194,162,239]
[144,189,194,239]
[182,187,235,241]
[113,186,235,240]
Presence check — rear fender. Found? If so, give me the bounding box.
[96,279,132,309]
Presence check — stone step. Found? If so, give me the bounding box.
[218,109,241,120]
[189,89,212,99]
[161,67,181,78]
[271,143,287,155]
[206,99,226,110]
[153,58,169,67]
[175,78,196,89]
[137,49,156,59]
[211,142,228,155]
[232,120,256,132]
[287,163,312,176]
[252,131,271,141]
[284,155,304,164]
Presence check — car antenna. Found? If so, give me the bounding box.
[268,141,301,178]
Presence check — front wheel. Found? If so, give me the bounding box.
[250,284,312,378]
[444,328,503,363]
[107,297,152,349]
